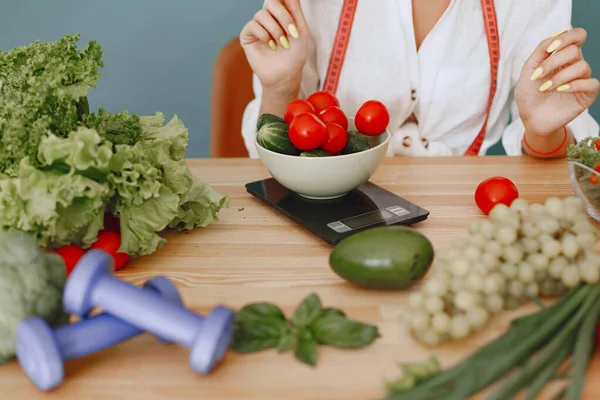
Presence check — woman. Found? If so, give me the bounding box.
[239,0,600,159]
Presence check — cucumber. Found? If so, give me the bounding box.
[300,149,333,157]
[329,226,434,290]
[256,122,298,155]
[257,113,285,131]
[341,130,373,155]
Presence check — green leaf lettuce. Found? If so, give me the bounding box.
[0,34,227,257]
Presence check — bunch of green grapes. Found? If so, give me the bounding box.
[405,196,600,346]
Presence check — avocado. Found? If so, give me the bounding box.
[329,226,434,290]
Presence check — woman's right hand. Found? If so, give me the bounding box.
[240,0,309,99]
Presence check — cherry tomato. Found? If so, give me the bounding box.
[90,231,130,270]
[594,162,600,174]
[474,177,519,215]
[595,138,600,150]
[55,245,85,276]
[318,106,348,131]
[284,99,315,124]
[288,112,328,151]
[114,252,130,270]
[321,123,348,154]
[306,91,340,114]
[355,100,390,136]
[590,174,599,184]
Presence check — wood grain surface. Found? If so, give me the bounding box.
[1,156,599,400]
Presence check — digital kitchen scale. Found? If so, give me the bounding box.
[245,178,430,245]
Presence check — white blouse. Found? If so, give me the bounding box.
[241,0,600,158]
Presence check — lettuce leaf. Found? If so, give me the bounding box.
[0,34,104,176]
[0,35,227,257]
[81,108,144,146]
[112,113,228,255]
[0,159,110,248]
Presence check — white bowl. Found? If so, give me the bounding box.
[255,117,390,200]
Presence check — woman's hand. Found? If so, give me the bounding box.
[515,28,600,138]
[240,0,310,99]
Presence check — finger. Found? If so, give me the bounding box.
[523,28,587,72]
[283,0,308,31]
[265,0,299,39]
[538,60,592,92]
[544,28,587,54]
[254,9,288,49]
[551,78,600,95]
[530,44,582,81]
[240,20,273,47]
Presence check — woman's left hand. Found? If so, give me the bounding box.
[515,28,600,137]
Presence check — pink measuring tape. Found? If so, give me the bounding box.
[322,0,500,156]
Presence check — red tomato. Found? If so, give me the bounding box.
[322,123,348,154]
[90,231,130,270]
[355,100,390,136]
[595,138,600,150]
[114,252,130,270]
[284,99,315,124]
[594,162,600,174]
[474,177,519,215]
[318,106,348,131]
[288,112,328,151]
[590,174,599,185]
[55,245,85,276]
[306,91,340,114]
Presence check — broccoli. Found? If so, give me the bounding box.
[0,229,69,363]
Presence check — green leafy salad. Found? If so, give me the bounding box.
[567,137,600,209]
[0,34,227,256]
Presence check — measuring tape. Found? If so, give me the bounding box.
[322,0,500,157]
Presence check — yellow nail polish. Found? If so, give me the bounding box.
[268,40,277,50]
[530,67,544,81]
[539,80,553,92]
[288,24,299,39]
[279,36,290,49]
[557,84,571,92]
[551,29,567,38]
[547,40,561,53]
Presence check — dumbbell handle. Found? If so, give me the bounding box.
[56,313,157,360]
[53,276,182,361]
[92,277,204,347]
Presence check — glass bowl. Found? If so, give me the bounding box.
[568,160,600,222]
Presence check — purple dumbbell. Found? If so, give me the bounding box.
[62,250,235,376]
[16,276,182,392]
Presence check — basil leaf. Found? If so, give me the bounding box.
[321,307,346,318]
[276,328,297,353]
[292,293,323,327]
[312,313,380,348]
[294,329,318,366]
[231,336,280,353]
[235,302,286,325]
[231,320,286,353]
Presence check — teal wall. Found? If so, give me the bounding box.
[0,1,598,157]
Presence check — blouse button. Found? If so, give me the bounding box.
[411,90,417,100]
[402,136,412,147]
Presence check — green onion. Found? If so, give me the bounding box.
[384,285,598,400]
[523,345,571,400]
[564,292,600,400]
[485,286,600,399]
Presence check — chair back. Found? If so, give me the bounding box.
[210,38,254,157]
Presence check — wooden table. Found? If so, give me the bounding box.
[2,156,599,399]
